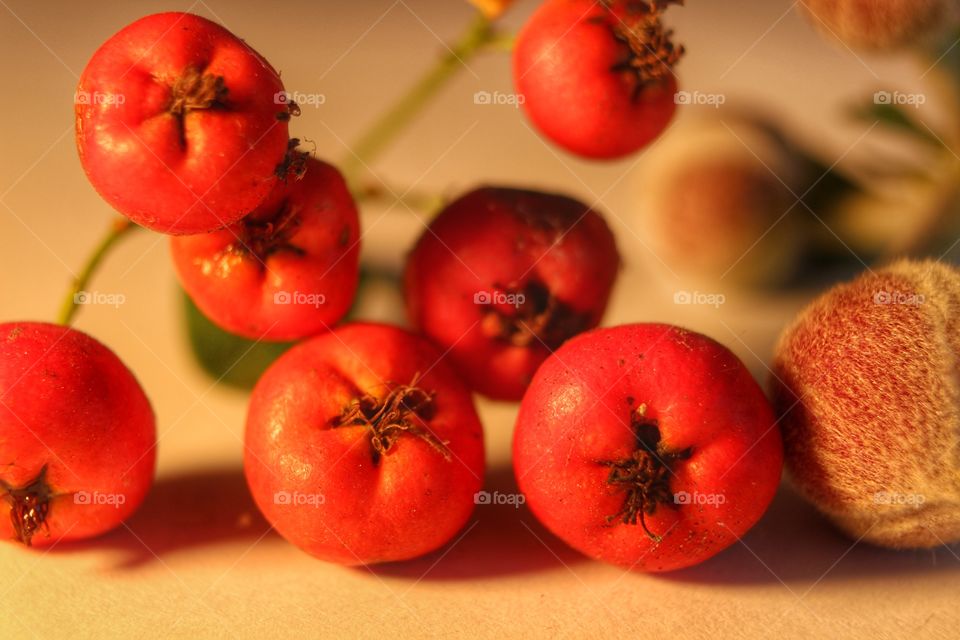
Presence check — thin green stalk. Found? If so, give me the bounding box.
[57,218,136,325]
[340,13,496,187]
[483,32,516,52]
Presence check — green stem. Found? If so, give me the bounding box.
[353,182,447,214]
[57,218,136,325]
[340,13,496,187]
[483,32,516,52]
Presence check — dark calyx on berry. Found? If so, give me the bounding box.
[1,465,52,546]
[232,202,305,265]
[599,0,685,100]
[275,139,309,181]
[600,405,691,541]
[276,102,301,122]
[167,65,228,147]
[168,65,228,115]
[332,376,451,465]
[480,281,589,351]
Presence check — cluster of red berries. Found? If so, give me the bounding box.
[2,2,785,573]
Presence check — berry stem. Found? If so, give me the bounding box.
[57,218,137,325]
[482,32,517,52]
[339,11,504,189]
[352,182,446,213]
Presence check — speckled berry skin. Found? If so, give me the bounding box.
[244,323,485,565]
[171,157,360,341]
[404,186,619,401]
[76,12,291,234]
[513,0,679,159]
[514,323,783,572]
[0,322,156,547]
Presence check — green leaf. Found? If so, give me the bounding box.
[181,289,292,390]
[850,99,945,148]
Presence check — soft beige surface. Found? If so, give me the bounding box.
[1,1,958,638]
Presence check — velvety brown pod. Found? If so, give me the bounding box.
[637,115,807,286]
[800,0,957,50]
[771,259,960,548]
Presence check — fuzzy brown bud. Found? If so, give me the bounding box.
[771,259,960,548]
[800,0,958,50]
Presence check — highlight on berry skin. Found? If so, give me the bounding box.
[513,0,685,159]
[8,0,960,607]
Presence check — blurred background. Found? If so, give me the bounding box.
[2,1,959,637]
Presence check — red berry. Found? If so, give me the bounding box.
[0,323,156,547]
[514,0,682,159]
[76,12,293,235]
[170,157,360,341]
[513,323,783,572]
[244,322,485,564]
[404,187,619,401]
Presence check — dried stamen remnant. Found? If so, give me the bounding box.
[603,0,685,100]
[276,102,301,122]
[600,405,691,541]
[480,281,590,351]
[1,466,52,546]
[167,65,229,148]
[168,65,228,115]
[229,202,305,265]
[332,376,450,464]
[275,138,309,181]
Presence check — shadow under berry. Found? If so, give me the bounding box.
[43,466,278,569]
[661,482,960,586]
[35,467,960,584]
[369,463,587,581]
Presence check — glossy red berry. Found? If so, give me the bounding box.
[244,322,485,564]
[404,187,619,401]
[170,157,360,342]
[76,12,294,234]
[514,323,783,572]
[0,323,156,547]
[514,0,682,159]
